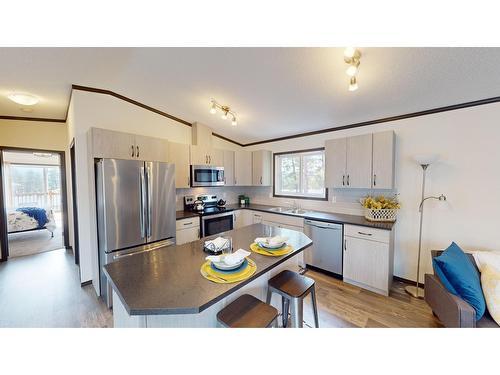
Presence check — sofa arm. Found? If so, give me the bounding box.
[424,274,476,328]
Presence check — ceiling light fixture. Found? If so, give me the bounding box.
[209,101,216,114]
[349,77,358,91]
[209,99,238,126]
[344,48,362,91]
[7,93,39,106]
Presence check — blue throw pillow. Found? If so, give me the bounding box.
[433,242,486,320]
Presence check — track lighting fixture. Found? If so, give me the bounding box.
[344,48,361,91]
[209,99,238,126]
[349,77,358,91]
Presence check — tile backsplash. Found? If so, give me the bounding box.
[177,185,397,215]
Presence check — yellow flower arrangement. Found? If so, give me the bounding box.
[361,195,401,210]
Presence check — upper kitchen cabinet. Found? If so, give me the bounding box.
[252,150,272,186]
[168,141,191,188]
[346,134,373,188]
[372,130,395,189]
[325,137,347,188]
[90,127,169,162]
[210,148,224,166]
[190,145,209,165]
[190,145,223,166]
[223,150,235,186]
[134,134,169,162]
[325,131,394,189]
[234,150,252,186]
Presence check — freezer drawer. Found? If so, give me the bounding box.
[304,219,343,276]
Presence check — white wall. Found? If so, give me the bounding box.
[246,102,500,281]
[68,90,242,288]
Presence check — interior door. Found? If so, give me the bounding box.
[100,159,145,252]
[147,161,176,243]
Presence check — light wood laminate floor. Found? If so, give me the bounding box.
[302,269,442,328]
[0,248,112,328]
[0,249,440,328]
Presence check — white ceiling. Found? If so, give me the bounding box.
[1,47,500,144]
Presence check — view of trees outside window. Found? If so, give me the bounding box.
[276,150,326,198]
[279,155,300,193]
[9,165,61,211]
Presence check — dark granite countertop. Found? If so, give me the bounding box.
[224,203,395,231]
[104,224,312,316]
[176,210,200,221]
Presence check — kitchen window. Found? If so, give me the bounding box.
[273,148,327,200]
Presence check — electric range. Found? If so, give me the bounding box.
[184,195,235,237]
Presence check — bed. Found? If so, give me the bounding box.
[7,207,57,237]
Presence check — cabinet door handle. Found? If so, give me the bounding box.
[342,175,345,186]
[136,146,140,158]
[183,222,193,226]
[358,231,373,236]
[205,155,208,164]
[260,176,262,185]
[373,174,377,187]
[209,155,212,164]
[347,174,350,186]
[131,145,135,157]
[344,239,347,251]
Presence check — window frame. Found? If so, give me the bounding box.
[273,147,328,201]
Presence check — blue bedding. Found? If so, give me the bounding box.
[15,207,49,229]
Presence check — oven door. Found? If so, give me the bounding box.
[201,212,234,237]
[191,165,225,187]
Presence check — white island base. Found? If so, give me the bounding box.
[112,256,300,328]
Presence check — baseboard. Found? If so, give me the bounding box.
[393,275,424,288]
[80,280,92,287]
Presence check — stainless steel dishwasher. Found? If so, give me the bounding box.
[304,219,343,277]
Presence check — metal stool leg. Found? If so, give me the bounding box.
[282,297,290,328]
[310,286,319,328]
[290,298,303,328]
[266,289,272,305]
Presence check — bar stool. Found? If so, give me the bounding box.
[217,294,279,328]
[266,270,319,328]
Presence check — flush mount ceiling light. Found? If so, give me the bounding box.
[209,99,238,126]
[344,48,362,91]
[7,92,39,106]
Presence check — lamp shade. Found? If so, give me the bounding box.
[413,154,439,166]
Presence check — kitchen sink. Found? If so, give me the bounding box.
[269,207,289,213]
[285,209,311,215]
[269,207,311,215]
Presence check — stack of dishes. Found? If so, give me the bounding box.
[251,236,292,256]
[201,249,256,283]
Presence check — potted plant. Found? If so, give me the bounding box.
[360,195,400,222]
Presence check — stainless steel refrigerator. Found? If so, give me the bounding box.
[96,158,176,307]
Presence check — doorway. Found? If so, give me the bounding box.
[0,147,69,260]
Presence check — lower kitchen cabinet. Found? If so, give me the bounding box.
[176,218,200,245]
[343,224,394,295]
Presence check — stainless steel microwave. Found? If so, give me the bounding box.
[190,165,225,187]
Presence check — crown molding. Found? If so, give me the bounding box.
[0,115,66,123]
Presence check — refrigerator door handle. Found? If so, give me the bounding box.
[146,164,153,238]
[140,166,146,238]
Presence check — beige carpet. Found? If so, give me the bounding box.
[8,220,63,258]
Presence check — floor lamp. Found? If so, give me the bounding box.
[405,154,447,299]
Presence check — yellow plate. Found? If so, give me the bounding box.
[200,258,257,284]
[250,243,293,257]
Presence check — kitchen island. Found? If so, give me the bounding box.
[104,224,312,328]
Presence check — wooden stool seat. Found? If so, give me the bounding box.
[268,270,315,298]
[267,270,319,328]
[217,294,279,328]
